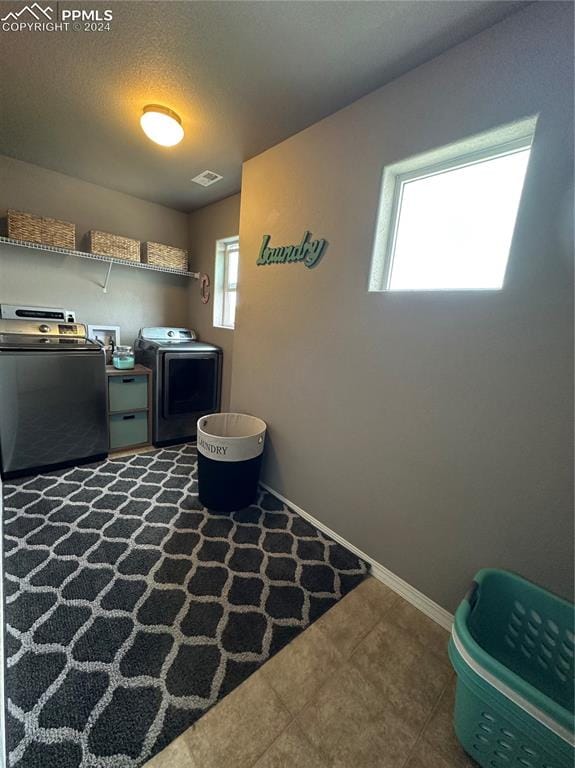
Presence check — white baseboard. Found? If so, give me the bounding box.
[260,482,454,631]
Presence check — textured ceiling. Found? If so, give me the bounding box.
[0,1,527,212]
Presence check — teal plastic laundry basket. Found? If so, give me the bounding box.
[448,569,574,768]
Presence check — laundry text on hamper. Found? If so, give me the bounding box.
[198,437,228,456]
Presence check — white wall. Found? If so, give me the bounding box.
[0,155,190,344]
[231,2,574,611]
[188,195,241,410]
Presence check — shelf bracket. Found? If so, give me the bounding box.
[102,261,113,293]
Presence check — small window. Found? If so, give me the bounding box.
[213,236,239,329]
[369,117,537,292]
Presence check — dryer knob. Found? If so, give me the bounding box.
[39,324,50,333]
[168,330,175,337]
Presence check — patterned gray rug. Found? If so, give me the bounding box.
[2,444,367,768]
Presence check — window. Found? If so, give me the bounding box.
[213,236,239,329]
[369,117,537,292]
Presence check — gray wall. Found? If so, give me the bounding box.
[188,194,241,410]
[231,2,574,611]
[0,155,190,343]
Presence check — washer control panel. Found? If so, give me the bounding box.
[0,319,86,337]
[58,324,80,335]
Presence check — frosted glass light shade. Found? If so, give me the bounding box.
[140,105,184,147]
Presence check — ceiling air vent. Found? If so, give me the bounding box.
[191,170,223,187]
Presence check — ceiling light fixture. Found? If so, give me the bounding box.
[140,104,184,147]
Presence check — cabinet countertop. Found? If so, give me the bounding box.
[105,364,152,376]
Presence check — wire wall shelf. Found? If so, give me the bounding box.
[0,236,199,278]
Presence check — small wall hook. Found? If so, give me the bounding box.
[200,273,210,304]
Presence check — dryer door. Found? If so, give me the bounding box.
[162,352,218,419]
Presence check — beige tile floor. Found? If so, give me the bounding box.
[109,446,158,459]
[145,577,477,768]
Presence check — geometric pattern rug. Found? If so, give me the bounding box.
[2,443,368,768]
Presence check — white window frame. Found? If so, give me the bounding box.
[213,236,239,329]
[368,116,538,293]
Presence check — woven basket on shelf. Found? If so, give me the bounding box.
[141,241,188,271]
[86,230,140,262]
[7,209,75,249]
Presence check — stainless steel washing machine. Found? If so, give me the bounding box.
[0,319,108,478]
[134,327,222,446]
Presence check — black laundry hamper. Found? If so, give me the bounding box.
[197,413,267,512]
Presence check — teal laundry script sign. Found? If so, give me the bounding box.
[256,231,327,269]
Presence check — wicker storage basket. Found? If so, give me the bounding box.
[141,241,188,271]
[87,230,140,262]
[7,209,75,249]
